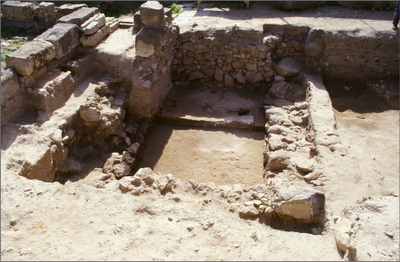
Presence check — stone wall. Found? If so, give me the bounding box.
[128,1,179,120]
[171,23,398,91]
[2,4,120,124]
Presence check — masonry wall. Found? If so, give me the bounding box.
[171,24,399,91]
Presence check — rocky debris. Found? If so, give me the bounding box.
[339,196,400,261]
[103,152,133,179]
[365,79,399,110]
[272,187,325,226]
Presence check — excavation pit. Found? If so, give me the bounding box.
[135,123,265,186]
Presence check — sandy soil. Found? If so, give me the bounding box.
[1,2,399,261]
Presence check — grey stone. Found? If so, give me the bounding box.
[275,57,304,77]
[231,60,244,69]
[35,23,81,59]
[183,41,196,52]
[273,187,325,225]
[213,45,225,56]
[269,80,289,99]
[58,7,99,26]
[30,70,75,112]
[1,68,20,106]
[245,71,263,83]
[133,11,144,30]
[305,29,323,57]
[81,13,106,35]
[214,68,224,82]
[1,1,35,20]
[188,71,204,81]
[266,149,291,171]
[5,40,56,76]
[57,3,88,18]
[140,1,165,29]
[135,27,162,57]
[224,72,235,88]
[80,23,111,47]
[268,134,287,151]
[265,107,287,119]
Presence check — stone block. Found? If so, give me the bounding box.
[81,13,106,35]
[270,80,289,99]
[1,1,35,20]
[35,23,81,59]
[133,11,144,30]
[135,27,162,57]
[273,187,325,225]
[30,70,75,112]
[214,68,224,82]
[58,7,99,26]
[57,3,88,18]
[224,72,235,88]
[1,68,20,106]
[5,40,56,76]
[246,71,263,83]
[266,149,290,171]
[275,57,304,77]
[140,1,165,29]
[80,24,111,47]
[39,2,55,11]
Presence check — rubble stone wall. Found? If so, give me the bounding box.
[171,24,399,90]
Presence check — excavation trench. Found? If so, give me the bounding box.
[2,5,399,235]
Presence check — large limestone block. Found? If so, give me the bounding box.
[1,1,35,20]
[30,70,75,112]
[5,40,56,76]
[1,68,20,105]
[275,57,304,77]
[266,149,291,171]
[57,3,87,18]
[273,187,325,225]
[58,7,99,26]
[135,27,162,57]
[80,24,111,47]
[140,1,165,29]
[81,13,106,35]
[35,23,81,59]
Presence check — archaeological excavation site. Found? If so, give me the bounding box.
[1,1,399,260]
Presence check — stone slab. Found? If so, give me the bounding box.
[35,23,81,59]
[5,40,56,76]
[58,7,99,26]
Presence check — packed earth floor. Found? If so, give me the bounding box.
[1,1,399,261]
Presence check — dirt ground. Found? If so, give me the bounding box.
[1,2,399,261]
